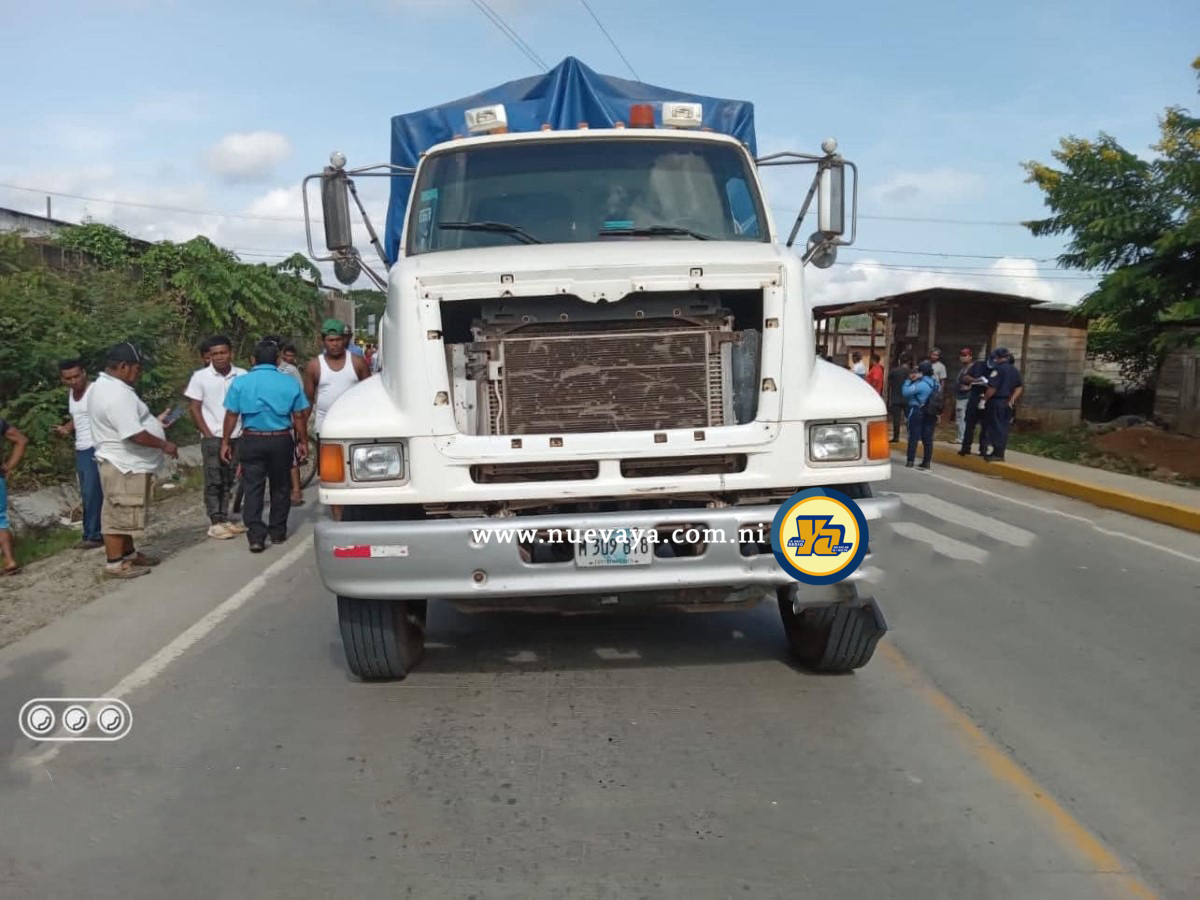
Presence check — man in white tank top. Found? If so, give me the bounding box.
[54,359,105,549]
[304,318,369,436]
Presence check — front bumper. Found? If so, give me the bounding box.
[313,495,897,604]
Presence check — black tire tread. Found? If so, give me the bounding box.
[776,589,885,673]
[338,596,425,680]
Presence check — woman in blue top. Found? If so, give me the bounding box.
[902,361,938,469]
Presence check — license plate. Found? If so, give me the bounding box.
[574,528,654,568]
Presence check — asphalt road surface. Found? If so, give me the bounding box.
[2,464,1198,899]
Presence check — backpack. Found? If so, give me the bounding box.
[922,379,945,419]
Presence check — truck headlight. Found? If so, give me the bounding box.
[350,443,404,481]
[809,424,861,462]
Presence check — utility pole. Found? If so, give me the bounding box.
[46,196,52,219]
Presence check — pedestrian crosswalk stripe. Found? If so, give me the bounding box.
[891,522,991,563]
[888,492,1036,547]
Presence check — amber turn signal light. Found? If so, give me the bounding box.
[867,420,890,460]
[319,442,345,483]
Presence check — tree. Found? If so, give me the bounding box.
[1023,57,1200,381]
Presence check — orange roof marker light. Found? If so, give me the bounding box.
[540,123,553,131]
[464,104,508,135]
[629,103,655,128]
[662,102,703,129]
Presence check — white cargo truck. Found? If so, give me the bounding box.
[302,60,897,680]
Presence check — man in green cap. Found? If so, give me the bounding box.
[304,317,370,438]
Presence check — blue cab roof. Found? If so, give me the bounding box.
[383,57,757,263]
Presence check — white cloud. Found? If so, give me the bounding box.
[870,168,984,206]
[204,131,292,182]
[808,255,1093,309]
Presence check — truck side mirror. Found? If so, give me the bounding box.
[321,166,354,253]
[818,161,845,237]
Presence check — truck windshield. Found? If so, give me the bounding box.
[406,137,768,255]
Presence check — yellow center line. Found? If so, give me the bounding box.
[877,640,1162,900]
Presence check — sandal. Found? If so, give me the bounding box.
[3,564,22,576]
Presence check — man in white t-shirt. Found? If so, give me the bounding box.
[849,351,867,377]
[184,335,247,540]
[88,342,179,579]
[53,359,105,549]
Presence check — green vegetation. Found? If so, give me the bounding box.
[1007,427,1200,487]
[1022,56,1200,382]
[0,225,326,490]
[12,525,84,568]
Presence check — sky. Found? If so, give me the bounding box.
[1,0,1197,307]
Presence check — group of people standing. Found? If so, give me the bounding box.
[884,346,1024,470]
[0,317,371,579]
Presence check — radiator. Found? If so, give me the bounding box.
[485,324,734,435]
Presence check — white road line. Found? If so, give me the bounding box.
[17,538,312,772]
[914,469,1200,564]
[891,522,990,563]
[891,492,1036,547]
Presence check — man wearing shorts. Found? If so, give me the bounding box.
[87,342,179,579]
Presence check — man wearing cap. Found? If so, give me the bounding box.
[222,339,310,552]
[982,348,1023,462]
[87,342,179,578]
[304,318,370,439]
[957,348,992,456]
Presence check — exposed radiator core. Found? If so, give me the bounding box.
[485,323,734,435]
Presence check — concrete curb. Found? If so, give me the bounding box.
[895,446,1200,534]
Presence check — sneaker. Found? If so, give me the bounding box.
[249,541,266,554]
[104,561,149,579]
[225,522,248,534]
[905,461,915,468]
[917,463,931,470]
[269,533,287,545]
[208,523,237,540]
[75,539,105,550]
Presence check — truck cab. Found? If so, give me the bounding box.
[304,67,898,680]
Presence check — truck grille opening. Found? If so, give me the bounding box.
[620,454,747,478]
[443,292,763,437]
[470,461,600,483]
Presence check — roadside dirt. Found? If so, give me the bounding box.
[0,487,211,650]
[1093,426,1200,480]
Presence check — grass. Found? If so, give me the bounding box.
[153,466,205,501]
[12,524,85,567]
[1007,426,1200,488]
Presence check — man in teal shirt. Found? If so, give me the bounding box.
[221,339,310,552]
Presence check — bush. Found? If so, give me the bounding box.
[0,226,325,490]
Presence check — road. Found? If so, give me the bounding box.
[1,464,1198,899]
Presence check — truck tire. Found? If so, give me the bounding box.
[338,596,425,680]
[776,587,887,672]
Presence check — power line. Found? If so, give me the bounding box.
[0,181,307,223]
[772,205,1028,228]
[469,0,547,71]
[844,246,1057,263]
[580,0,641,80]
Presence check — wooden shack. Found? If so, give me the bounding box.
[814,288,1090,429]
[1153,320,1200,437]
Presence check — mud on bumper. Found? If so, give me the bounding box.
[313,496,897,607]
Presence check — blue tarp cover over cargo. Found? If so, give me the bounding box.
[384,57,757,263]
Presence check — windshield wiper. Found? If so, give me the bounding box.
[438,221,543,244]
[598,225,712,241]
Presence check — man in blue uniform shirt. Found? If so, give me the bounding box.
[957,349,992,457]
[981,348,1023,462]
[221,339,310,552]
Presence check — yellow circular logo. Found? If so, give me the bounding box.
[771,489,868,584]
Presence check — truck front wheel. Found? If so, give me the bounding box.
[337,596,426,680]
[776,586,887,673]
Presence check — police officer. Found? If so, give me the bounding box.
[982,347,1023,462]
[957,348,992,457]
